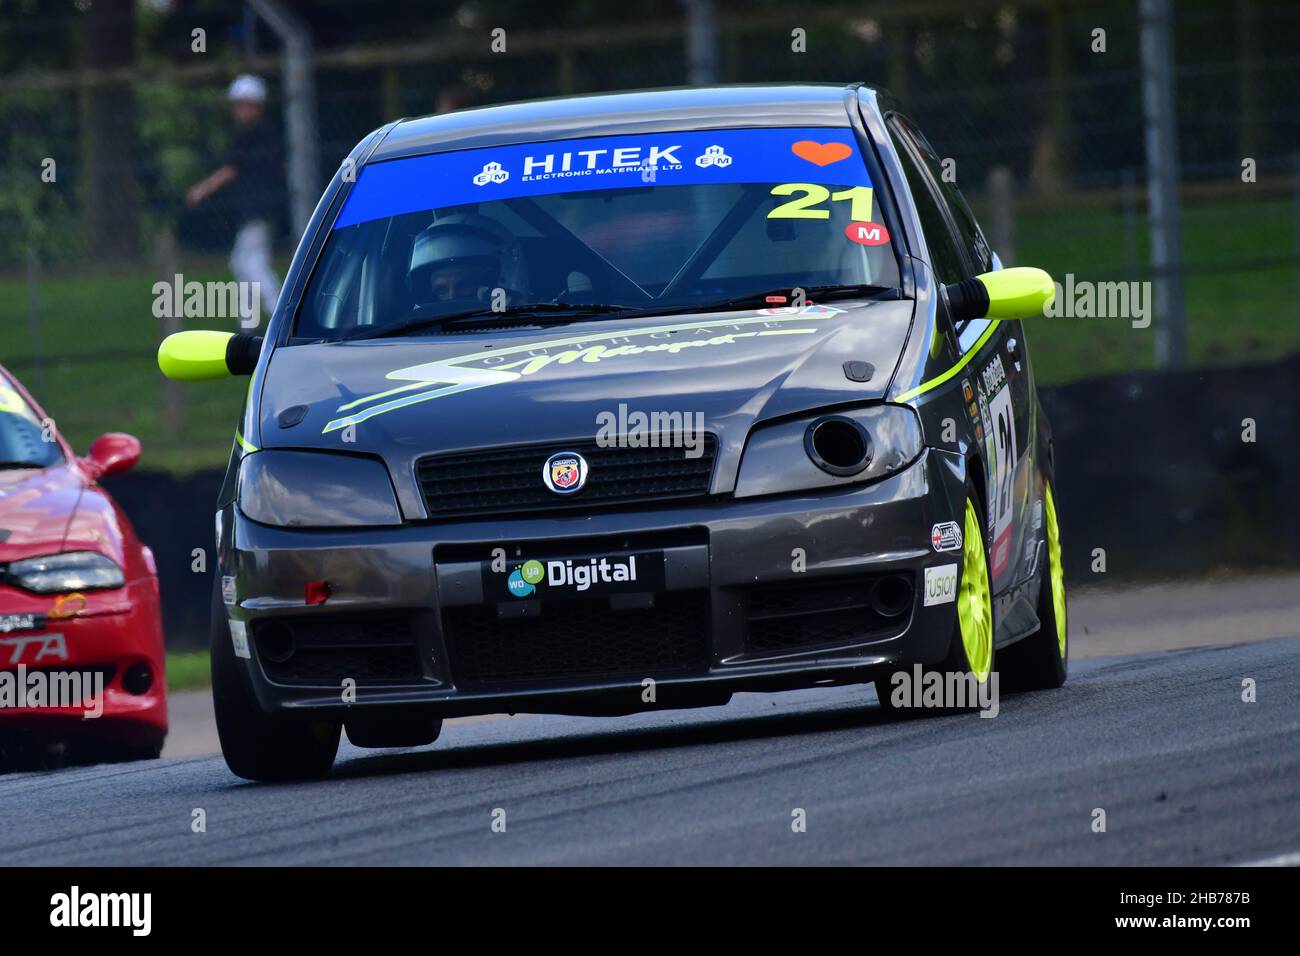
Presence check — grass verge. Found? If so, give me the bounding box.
[165,649,210,692]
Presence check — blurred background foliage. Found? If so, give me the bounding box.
[0,0,1297,471]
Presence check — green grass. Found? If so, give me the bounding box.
[165,649,211,692]
[1,194,1296,473]
[984,193,1300,384]
[0,260,255,473]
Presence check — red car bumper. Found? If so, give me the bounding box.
[0,577,167,746]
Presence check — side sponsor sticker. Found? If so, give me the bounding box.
[229,619,250,659]
[978,354,1017,578]
[924,563,958,606]
[931,521,963,553]
[962,377,983,443]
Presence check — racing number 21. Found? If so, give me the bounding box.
[986,383,1018,576]
[768,184,874,221]
[995,405,1014,522]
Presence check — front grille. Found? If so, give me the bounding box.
[742,574,914,654]
[443,592,710,689]
[416,436,717,520]
[254,612,422,686]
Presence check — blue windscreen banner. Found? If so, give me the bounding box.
[334,127,873,229]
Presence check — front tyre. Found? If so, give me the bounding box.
[999,481,1068,691]
[210,582,341,781]
[876,491,994,715]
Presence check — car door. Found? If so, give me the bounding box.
[888,114,1033,594]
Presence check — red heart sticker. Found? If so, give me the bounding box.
[792,141,853,166]
[845,221,891,246]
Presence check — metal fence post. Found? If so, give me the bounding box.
[24,245,46,395]
[154,227,185,437]
[986,165,1015,267]
[1121,169,1139,368]
[683,0,719,85]
[248,0,321,242]
[1139,0,1187,369]
[1294,152,1300,328]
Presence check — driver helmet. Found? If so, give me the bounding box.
[407,213,528,306]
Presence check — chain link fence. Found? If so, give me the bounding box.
[1,0,1298,471]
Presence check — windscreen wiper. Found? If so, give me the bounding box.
[690,283,901,313]
[628,283,901,319]
[343,302,635,340]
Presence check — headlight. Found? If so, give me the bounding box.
[734,404,923,498]
[237,450,402,528]
[5,551,125,593]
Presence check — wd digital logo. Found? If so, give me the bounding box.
[506,560,545,597]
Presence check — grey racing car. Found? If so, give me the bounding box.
[160,83,1068,781]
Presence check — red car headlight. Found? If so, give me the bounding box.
[4,551,125,594]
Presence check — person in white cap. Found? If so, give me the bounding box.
[186,75,283,323]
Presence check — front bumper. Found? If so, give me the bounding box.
[0,578,168,742]
[224,448,969,719]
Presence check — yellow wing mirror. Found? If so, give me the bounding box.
[158,331,263,380]
[945,266,1056,324]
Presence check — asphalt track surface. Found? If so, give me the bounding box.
[1,633,1297,865]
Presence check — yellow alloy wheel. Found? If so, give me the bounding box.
[1044,483,1067,656]
[958,497,993,683]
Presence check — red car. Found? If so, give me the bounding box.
[0,365,166,767]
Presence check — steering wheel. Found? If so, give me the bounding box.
[401,286,537,322]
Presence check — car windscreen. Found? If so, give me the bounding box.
[295,126,901,340]
[0,379,63,469]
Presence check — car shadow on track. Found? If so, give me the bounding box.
[310,671,1106,786]
[326,689,956,782]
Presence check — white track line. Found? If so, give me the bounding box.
[1235,851,1300,867]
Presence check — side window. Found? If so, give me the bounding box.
[887,120,966,284]
[896,117,993,274]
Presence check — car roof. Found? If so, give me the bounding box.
[370,83,881,162]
